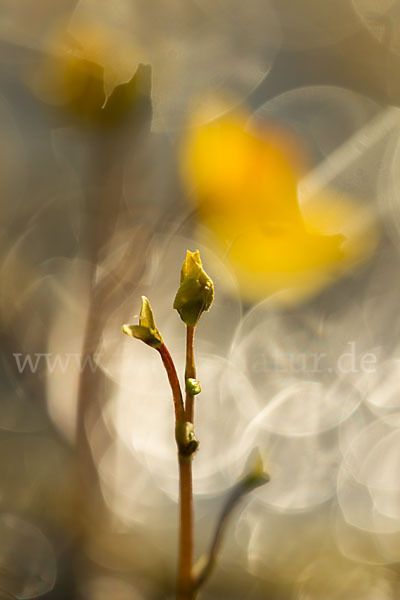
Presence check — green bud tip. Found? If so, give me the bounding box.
[242,448,270,489]
[122,296,163,348]
[173,250,214,327]
[186,378,202,395]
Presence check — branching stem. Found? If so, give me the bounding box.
[157,342,195,599]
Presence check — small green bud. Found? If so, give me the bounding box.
[176,421,199,456]
[122,296,163,348]
[186,378,202,395]
[173,250,214,327]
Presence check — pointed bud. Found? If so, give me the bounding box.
[139,296,158,330]
[122,296,163,348]
[173,250,214,327]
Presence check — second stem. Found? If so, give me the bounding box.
[185,325,196,423]
[178,324,197,599]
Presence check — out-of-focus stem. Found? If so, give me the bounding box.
[193,463,270,592]
[185,325,196,424]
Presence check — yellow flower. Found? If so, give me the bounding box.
[181,109,378,303]
[25,18,143,121]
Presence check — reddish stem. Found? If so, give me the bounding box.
[158,343,185,423]
[157,342,195,599]
[177,455,194,600]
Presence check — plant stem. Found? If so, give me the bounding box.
[158,343,185,423]
[177,454,194,600]
[193,458,270,592]
[177,324,197,598]
[185,325,196,423]
[157,342,195,598]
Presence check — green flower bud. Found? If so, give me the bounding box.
[186,378,202,395]
[122,296,163,348]
[241,448,270,490]
[173,250,214,327]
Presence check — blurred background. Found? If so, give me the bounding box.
[2,0,400,598]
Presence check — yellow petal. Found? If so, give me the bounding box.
[181,107,379,303]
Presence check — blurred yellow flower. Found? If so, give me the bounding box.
[181,108,378,303]
[25,18,142,114]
